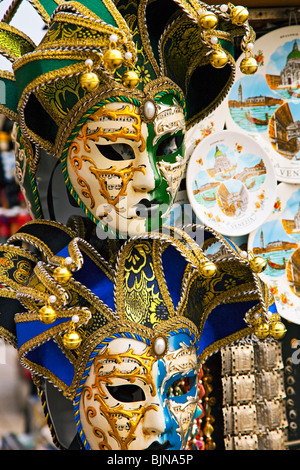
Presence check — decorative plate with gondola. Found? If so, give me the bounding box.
[248,183,300,324]
[186,130,276,237]
[225,25,300,183]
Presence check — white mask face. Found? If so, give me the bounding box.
[67,99,186,236]
[78,333,199,450]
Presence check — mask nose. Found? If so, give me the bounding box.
[142,405,166,436]
[131,152,157,193]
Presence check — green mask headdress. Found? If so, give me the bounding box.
[0,0,256,222]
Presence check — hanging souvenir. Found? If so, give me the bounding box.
[248,182,300,324]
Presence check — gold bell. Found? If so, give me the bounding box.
[249,255,267,273]
[240,55,258,75]
[269,321,287,340]
[80,72,100,92]
[229,5,249,26]
[199,260,217,278]
[210,49,228,69]
[103,48,123,70]
[198,11,218,30]
[53,265,72,284]
[62,329,82,350]
[39,304,57,324]
[122,70,139,89]
[62,315,82,350]
[80,59,100,92]
[254,322,269,340]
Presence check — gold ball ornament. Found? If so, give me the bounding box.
[240,56,258,75]
[62,330,82,350]
[39,305,57,324]
[249,255,267,273]
[230,5,249,25]
[79,72,100,92]
[254,322,269,340]
[270,321,287,340]
[122,70,139,89]
[199,261,217,278]
[53,266,72,284]
[103,48,123,70]
[210,50,228,69]
[199,11,218,29]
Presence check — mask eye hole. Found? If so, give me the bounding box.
[107,384,146,402]
[156,134,184,157]
[166,375,196,398]
[96,143,135,161]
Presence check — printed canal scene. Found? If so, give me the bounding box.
[252,219,298,278]
[269,101,300,161]
[227,74,284,133]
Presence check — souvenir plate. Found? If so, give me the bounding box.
[248,183,300,324]
[186,130,276,237]
[225,25,300,183]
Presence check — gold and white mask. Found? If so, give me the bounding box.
[78,333,199,450]
[66,96,186,236]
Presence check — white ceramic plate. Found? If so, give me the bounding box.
[248,183,300,324]
[186,130,277,236]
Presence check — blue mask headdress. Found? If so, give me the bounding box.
[0,220,282,449]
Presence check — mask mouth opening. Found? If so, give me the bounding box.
[146,440,171,450]
[134,198,161,218]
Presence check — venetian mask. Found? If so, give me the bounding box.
[78,332,199,450]
[66,94,186,236]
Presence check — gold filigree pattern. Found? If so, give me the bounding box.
[81,344,157,449]
[77,104,146,152]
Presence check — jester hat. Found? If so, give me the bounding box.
[0,0,255,222]
[0,219,279,448]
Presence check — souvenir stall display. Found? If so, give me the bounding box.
[0,0,297,452]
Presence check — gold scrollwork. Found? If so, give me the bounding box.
[87,160,145,211]
[77,104,146,152]
[68,142,96,209]
[81,345,158,449]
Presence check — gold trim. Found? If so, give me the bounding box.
[8,233,55,260]
[0,21,36,62]
[8,219,77,260]
[152,239,176,317]
[27,0,53,24]
[0,287,18,300]
[137,0,160,77]
[0,326,17,348]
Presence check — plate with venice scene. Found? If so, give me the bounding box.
[248,183,300,324]
[186,130,276,237]
[225,25,300,183]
